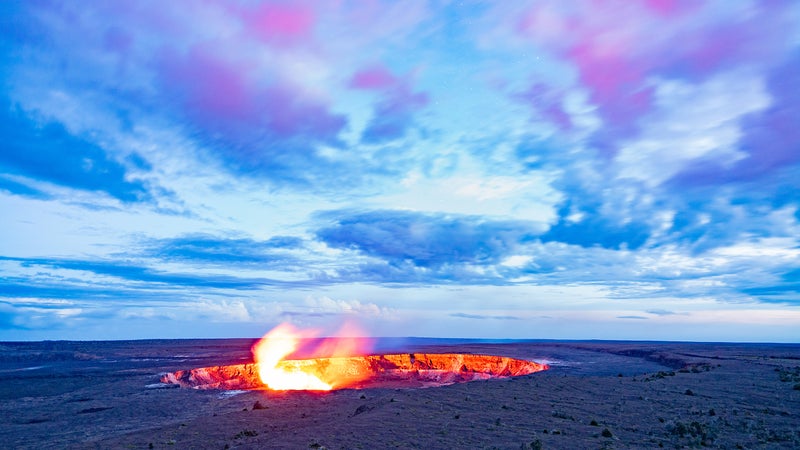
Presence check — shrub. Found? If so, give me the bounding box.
[234,430,258,439]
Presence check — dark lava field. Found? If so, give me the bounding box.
[1,339,799,449]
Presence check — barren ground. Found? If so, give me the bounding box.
[1,339,798,449]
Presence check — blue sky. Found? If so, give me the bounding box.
[1,0,799,342]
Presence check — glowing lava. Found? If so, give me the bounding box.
[250,323,372,391]
[161,324,549,391]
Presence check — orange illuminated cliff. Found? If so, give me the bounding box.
[162,353,548,390]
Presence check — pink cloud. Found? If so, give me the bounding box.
[160,45,254,123]
[348,65,429,143]
[157,43,345,162]
[349,66,399,90]
[361,86,429,143]
[245,3,315,45]
[515,0,793,144]
[262,85,346,139]
[516,84,573,131]
[642,0,695,17]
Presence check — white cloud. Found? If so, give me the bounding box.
[615,72,770,186]
[501,255,534,268]
[303,295,392,317]
[377,167,562,226]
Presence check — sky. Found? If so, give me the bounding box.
[1,0,799,342]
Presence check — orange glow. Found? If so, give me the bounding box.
[163,353,548,391]
[162,323,549,391]
[250,322,374,391]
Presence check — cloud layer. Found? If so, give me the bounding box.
[1,0,799,341]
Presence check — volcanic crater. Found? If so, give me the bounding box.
[162,352,548,390]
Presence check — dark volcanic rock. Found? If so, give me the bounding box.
[1,340,799,449]
[252,401,267,410]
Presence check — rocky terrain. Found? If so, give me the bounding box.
[0,339,798,449]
